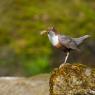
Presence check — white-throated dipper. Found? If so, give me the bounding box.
[40,27,90,65]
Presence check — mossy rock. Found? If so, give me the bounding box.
[49,63,95,95]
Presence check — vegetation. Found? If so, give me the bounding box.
[0,0,95,76]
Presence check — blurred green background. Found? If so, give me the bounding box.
[0,0,95,76]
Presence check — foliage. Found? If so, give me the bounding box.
[0,0,95,76]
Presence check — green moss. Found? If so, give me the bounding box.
[49,63,95,95]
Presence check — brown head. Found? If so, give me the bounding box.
[40,26,58,35]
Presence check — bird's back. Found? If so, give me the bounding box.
[58,35,79,51]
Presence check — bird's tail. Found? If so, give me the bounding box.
[73,35,90,45]
[82,35,90,39]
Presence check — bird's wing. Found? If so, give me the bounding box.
[58,35,79,50]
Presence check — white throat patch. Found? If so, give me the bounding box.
[48,34,59,46]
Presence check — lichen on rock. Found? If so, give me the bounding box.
[49,63,95,95]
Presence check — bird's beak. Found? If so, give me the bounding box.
[40,30,48,35]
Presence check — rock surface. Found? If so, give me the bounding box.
[49,63,95,95]
[0,74,50,95]
[0,64,95,95]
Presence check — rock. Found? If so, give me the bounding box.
[49,63,95,95]
[0,74,50,95]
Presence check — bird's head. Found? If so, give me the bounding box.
[40,26,58,36]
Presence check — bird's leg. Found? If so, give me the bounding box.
[64,52,70,64]
[59,52,70,68]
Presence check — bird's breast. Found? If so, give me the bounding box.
[48,35,59,46]
[55,43,63,48]
[48,34,70,52]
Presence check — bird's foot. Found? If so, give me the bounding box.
[59,63,67,68]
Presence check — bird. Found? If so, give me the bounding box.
[40,26,90,65]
